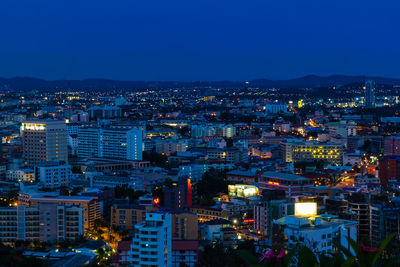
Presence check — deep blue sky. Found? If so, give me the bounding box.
[0,0,399,81]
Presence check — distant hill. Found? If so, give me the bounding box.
[1,75,400,90]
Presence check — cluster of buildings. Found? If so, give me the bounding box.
[0,79,399,266]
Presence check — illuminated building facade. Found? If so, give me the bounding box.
[228,184,259,198]
[21,120,68,167]
[281,139,343,165]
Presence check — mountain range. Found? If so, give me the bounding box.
[1,75,400,90]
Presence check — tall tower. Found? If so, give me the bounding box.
[21,120,68,167]
[365,80,376,108]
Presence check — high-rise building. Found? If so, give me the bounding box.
[21,120,68,167]
[34,160,71,189]
[128,212,172,266]
[77,127,100,158]
[365,80,376,108]
[77,126,143,160]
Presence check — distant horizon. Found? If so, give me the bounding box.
[1,73,399,82]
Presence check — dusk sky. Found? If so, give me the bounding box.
[1,0,399,81]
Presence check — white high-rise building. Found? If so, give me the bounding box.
[21,120,68,167]
[128,212,172,267]
[77,126,143,160]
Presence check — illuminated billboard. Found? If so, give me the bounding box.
[228,184,259,198]
[295,202,317,216]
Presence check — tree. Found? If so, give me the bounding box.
[193,170,229,206]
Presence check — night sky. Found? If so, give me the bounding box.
[0,0,399,81]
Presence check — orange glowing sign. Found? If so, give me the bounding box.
[243,219,254,223]
[268,181,280,186]
[153,197,160,207]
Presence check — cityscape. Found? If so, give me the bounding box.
[0,77,400,266]
[1,1,400,267]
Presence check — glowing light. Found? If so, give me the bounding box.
[153,197,160,207]
[295,202,317,216]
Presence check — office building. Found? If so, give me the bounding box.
[21,120,68,167]
[128,212,172,266]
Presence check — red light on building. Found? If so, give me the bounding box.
[153,197,160,207]
[243,219,254,223]
[187,178,192,207]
